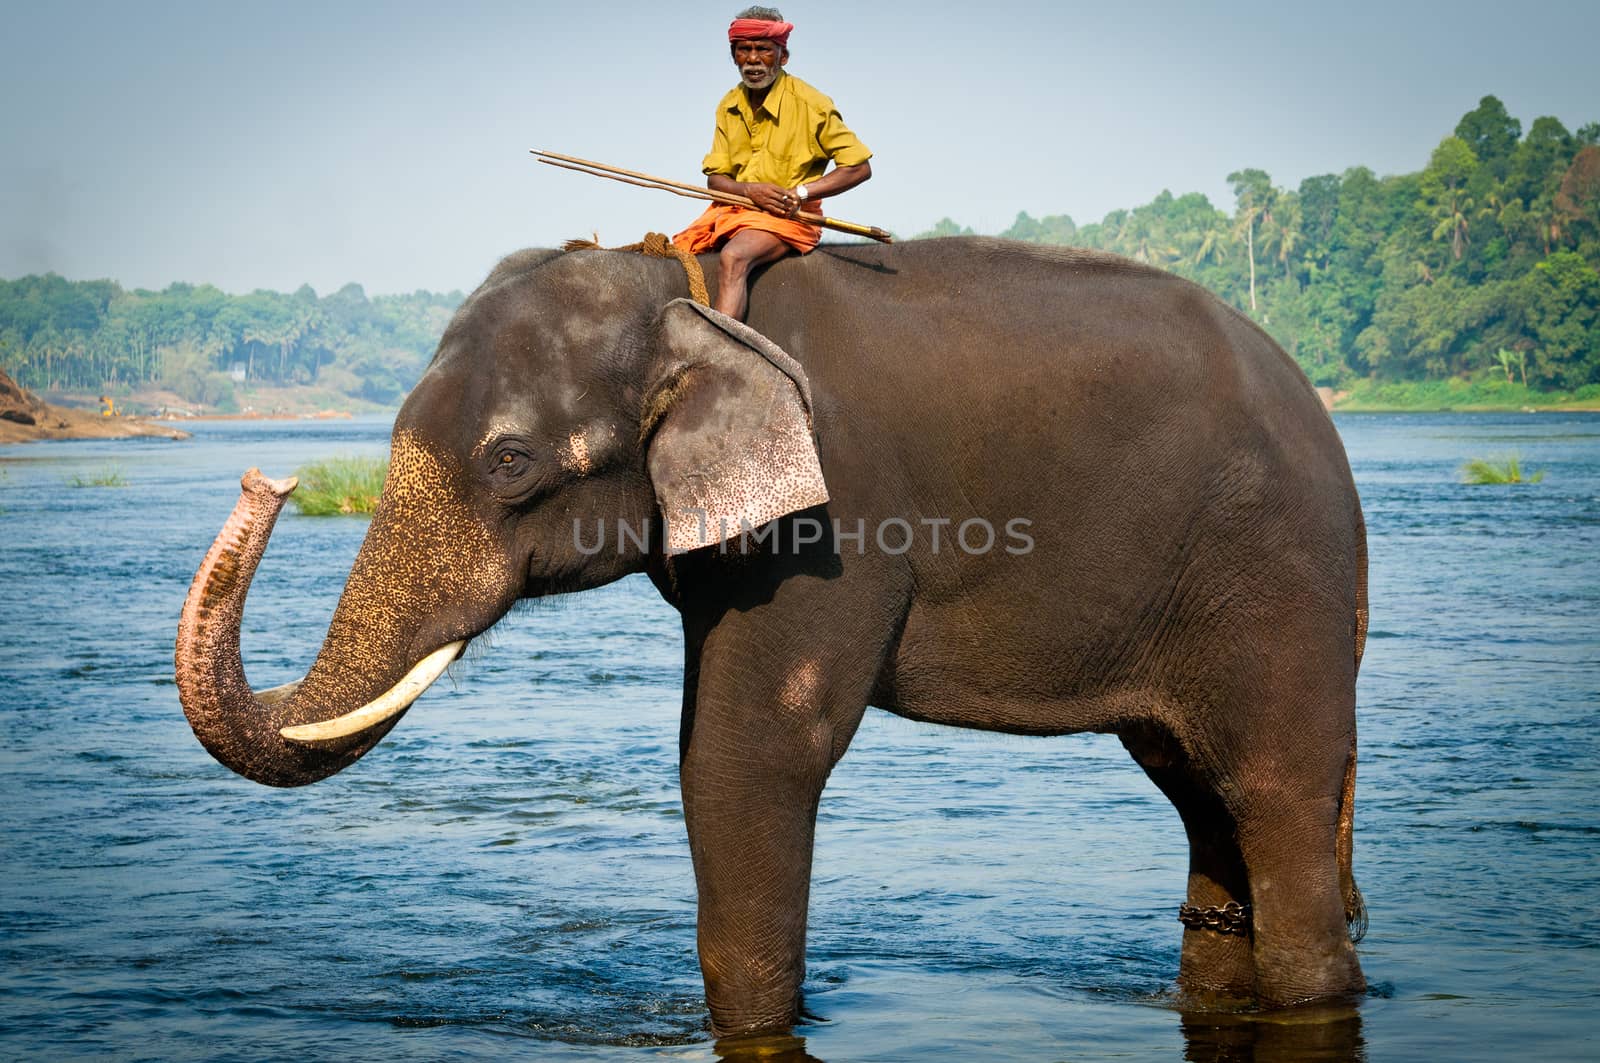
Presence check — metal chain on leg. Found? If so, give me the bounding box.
[1177,901,1253,935]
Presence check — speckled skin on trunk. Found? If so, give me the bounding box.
[174,237,1369,1037]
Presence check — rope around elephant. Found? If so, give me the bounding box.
[561,232,711,307]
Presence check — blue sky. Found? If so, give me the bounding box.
[2,0,1597,295]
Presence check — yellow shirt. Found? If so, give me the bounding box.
[700,71,872,189]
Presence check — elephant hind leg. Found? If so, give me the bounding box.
[1120,723,1254,1002]
[1123,706,1364,1008]
[1214,693,1364,1007]
[1231,786,1365,1007]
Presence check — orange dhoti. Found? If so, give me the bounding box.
[672,204,822,255]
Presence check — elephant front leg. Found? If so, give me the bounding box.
[680,702,835,1037]
[671,547,901,1035]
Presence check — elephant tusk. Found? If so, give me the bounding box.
[279,641,465,744]
[256,680,302,706]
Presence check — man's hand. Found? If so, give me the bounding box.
[710,174,835,217]
[745,182,798,216]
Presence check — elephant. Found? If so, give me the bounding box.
[176,235,1368,1037]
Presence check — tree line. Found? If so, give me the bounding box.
[920,96,1600,390]
[3,96,1596,406]
[0,276,460,408]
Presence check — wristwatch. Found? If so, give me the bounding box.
[795,184,810,201]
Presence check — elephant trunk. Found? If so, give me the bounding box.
[175,469,461,787]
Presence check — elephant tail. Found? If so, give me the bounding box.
[1354,505,1369,674]
[1337,740,1367,943]
[1340,504,1369,943]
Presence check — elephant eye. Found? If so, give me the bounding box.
[490,444,533,479]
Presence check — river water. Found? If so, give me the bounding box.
[1,413,1596,1062]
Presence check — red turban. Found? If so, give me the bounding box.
[728,17,793,46]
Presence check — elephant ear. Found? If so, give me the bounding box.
[643,299,829,555]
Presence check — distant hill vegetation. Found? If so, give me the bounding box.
[0,277,461,411]
[921,96,1600,392]
[3,96,1597,409]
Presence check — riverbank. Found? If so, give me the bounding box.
[1331,378,1600,412]
[1,379,389,440]
[159,409,355,423]
[54,381,387,421]
[0,369,189,444]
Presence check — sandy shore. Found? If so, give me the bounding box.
[157,410,354,423]
[0,405,192,444]
[0,370,191,444]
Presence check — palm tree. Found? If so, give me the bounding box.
[1421,136,1478,263]
[1192,216,1231,267]
[1529,194,1565,255]
[1259,197,1304,284]
[1431,188,1474,261]
[1116,211,1180,266]
[1493,347,1515,383]
[1231,203,1263,312]
[1226,169,1275,314]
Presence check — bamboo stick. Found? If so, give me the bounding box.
[536,150,731,200]
[531,149,893,244]
[536,157,744,207]
[536,151,820,221]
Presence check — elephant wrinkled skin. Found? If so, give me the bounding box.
[176,236,1368,1036]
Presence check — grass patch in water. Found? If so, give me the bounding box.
[1460,455,1544,484]
[68,464,127,488]
[290,456,387,515]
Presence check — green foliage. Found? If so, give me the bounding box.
[1493,347,1528,384]
[160,341,239,410]
[68,464,127,488]
[1420,136,1479,265]
[1511,252,1600,387]
[0,274,461,407]
[289,456,387,516]
[1335,374,1599,410]
[1461,455,1544,484]
[1000,211,1078,244]
[913,217,976,239]
[1455,95,1521,176]
[912,97,1599,396]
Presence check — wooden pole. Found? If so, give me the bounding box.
[537,150,735,200]
[536,157,743,207]
[532,150,893,244]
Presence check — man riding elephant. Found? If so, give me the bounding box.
[177,232,1370,1036]
[672,6,873,320]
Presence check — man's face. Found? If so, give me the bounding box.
[733,39,785,90]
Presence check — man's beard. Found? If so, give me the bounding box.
[740,63,778,90]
